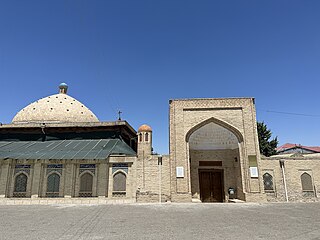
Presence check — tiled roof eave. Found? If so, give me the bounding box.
[0,139,136,161]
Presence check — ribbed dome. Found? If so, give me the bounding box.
[12,86,99,124]
[138,124,152,132]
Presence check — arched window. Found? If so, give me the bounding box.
[113,172,126,196]
[139,133,142,142]
[301,172,313,191]
[145,133,149,142]
[79,172,93,197]
[14,173,28,197]
[47,173,60,197]
[263,173,274,191]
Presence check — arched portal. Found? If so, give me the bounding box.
[79,172,93,197]
[187,119,244,202]
[113,171,127,196]
[13,173,28,198]
[47,173,60,197]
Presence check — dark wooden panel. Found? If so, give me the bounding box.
[212,172,223,202]
[199,161,222,166]
[199,171,212,202]
[199,170,224,202]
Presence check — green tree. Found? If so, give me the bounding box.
[257,121,278,157]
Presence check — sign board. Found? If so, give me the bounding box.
[250,167,259,178]
[176,167,184,178]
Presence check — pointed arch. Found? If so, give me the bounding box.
[14,173,28,193]
[185,117,244,143]
[79,172,93,197]
[113,171,127,194]
[47,173,60,197]
[263,173,274,191]
[301,172,313,191]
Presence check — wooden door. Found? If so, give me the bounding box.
[199,170,223,202]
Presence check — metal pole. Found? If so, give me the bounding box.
[280,160,289,202]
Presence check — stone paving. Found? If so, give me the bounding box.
[0,202,320,240]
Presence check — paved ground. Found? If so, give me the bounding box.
[0,202,320,240]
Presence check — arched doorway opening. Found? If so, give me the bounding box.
[46,173,60,197]
[113,171,127,197]
[187,119,244,202]
[79,172,93,197]
[13,173,28,198]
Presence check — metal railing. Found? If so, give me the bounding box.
[46,192,60,198]
[112,191,126,197]
[12,192,27,198]
[78,192,93,197]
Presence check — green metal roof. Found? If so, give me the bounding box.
[0,139,136,160]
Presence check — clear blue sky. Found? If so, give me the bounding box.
[1,0,319,154]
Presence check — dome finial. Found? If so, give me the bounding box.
[59,83,68,94]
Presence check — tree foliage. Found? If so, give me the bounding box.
[257,121,278,157]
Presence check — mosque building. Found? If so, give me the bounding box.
[0,83,319,204]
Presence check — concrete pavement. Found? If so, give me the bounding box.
[0,202,320,240]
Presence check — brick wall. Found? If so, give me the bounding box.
[261,155,320,202]
[136,155,171,202]
[169,98,263,202]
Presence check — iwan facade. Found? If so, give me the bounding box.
[0,84,319,204]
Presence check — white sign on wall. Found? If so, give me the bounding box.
[250,167,259,178]
[176,167,184,178]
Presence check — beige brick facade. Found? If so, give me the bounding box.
[260,154,320,202]
[169,98,266,202]
[1,86,319,204]
[0,157,137,200]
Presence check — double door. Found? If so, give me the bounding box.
[199,170,223,202]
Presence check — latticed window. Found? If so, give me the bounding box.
[301,172,313,191]
[79,173,93,197]
[47,173,60,197]
[263,173,274,191]
[13,173,28,197]
[113,172,126,197]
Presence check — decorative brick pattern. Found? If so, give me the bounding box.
[169,98,264,202]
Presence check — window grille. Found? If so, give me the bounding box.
[80,164,95,169]
[46,173,60,197]
[79,164,95,175]
[14,164,31,175]
[301,172,313,192]
[47,164,63,169]
[112,163,128,174]
[113,172,126,197]
[13,173,28,198]
[263,173,274,191]
[79,173,93,197]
